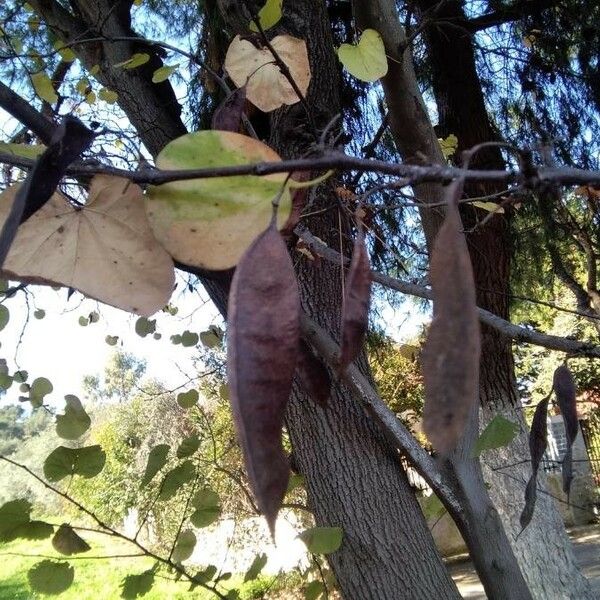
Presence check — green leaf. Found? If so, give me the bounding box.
[78,316,89,327]
[54,42,76,62]
[140,444,170,488]
[304,581,326,600]
[115,53,150,70]
[218,383,229,401]
[199,329,220,348]
[34,308,46,319]
[159,461,195,501]
[192,565,217,585]
[151,65,177,83]
[28,560,74,595]
[298,527,343,554]
[121,570,155,599]
[44,445,106,482]
[176,435,200,459]
[98,88,118,103]
[135,317,156,338]
[105,335,119,346]
[146,130,292,271]
[0,373,12,390]
[56,395,91,440]
[0,499,31,542]
[176,389,199,409]
[171,529,196,563]
[249,0,283,31]
[420,493,446,521]
[12,520,54,541]
[337,29,388,82]
[13,370,28,383]
[472,415,519,457]
[180,330,198,347]
[286,473,305,493]
[438,134,458,159]
[76,77,90,95]
[0,304,9,331]
[88,311,99,323]
[170,334,182,345]
[30,376,53,407]
[52,524,91,555]
[31,71,58,103]
[244,553,267,582]
[0,142,46,160]
[190,488,221,528]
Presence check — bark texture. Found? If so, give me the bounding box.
[416,1,594,597]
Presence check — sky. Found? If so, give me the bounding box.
[0,278,222,408]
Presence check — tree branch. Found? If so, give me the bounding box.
[0,81,56,145]
[299,313,464,519]
[296,227,600,358]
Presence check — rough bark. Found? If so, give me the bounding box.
[416,1,594,598]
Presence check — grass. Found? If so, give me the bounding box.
[0,531,225,599]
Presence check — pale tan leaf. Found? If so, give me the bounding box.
[0,175,174,315]
[224,35,310,112]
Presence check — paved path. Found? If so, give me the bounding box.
[449,526,600,599]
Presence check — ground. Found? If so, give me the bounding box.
[449,525,600,599]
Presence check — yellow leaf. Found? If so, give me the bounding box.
[225,34,310,112]
[472,201,504,214]
[337,29,388,82]
[114,53,150,70]
[98,88,118,104]
[151,64,177,83]
[438,134,458,159]
[249,0,283,32]
[31,72,58,104]
[146,131,292,270]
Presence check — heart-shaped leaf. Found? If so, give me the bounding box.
[44,445,106,482]
[172,529,196,563]
[146,131,291,270]
[190,489,221,528]
[140,444,170,488]
[337,29,388,82]
[56,395,91,440]
[0,175,175,316]
[28,560,74,595]
[225,35,310,112]
[298,526,343,554]
[159,461,195,501]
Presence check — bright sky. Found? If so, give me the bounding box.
[0,279,222,407]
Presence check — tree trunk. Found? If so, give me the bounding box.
[416,2,594,597]
[268,2,461,597]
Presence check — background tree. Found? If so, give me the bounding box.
[0,1,598,599]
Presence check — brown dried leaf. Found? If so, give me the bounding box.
[296,340,330,407]
[224,35,310,112]
[553,365,578,494]
[211,86,247,133]
[520,397,549,530]
[339,232,371,372]
[227,221,300,534]
[422,183,481,455]
[0,175,175,316]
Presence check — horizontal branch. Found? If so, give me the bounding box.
[297,227,600,358]
[299,313,463,519]
[2,150,600,189]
